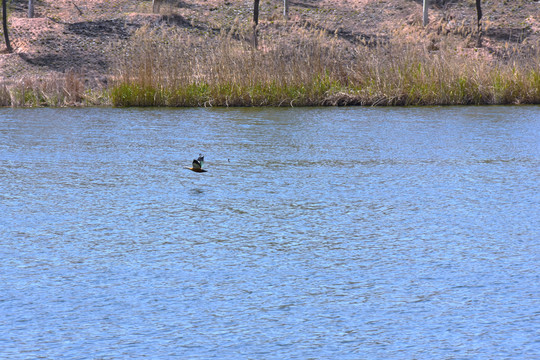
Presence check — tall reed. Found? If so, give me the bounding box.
[3,24,537,107]
[111,25,347,106]
[0,71,102,107]
[111,25,540,106]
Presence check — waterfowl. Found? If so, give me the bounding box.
[185,154,207,173]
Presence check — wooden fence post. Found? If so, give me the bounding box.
[423,0,429,27]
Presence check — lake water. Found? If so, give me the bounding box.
[1,106,539,359]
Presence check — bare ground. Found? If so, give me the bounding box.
[1,0,539,82]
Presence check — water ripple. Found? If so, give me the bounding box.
[1,106,539,359]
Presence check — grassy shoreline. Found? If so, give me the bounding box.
[2,26,539,108]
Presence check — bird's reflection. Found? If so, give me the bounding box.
[189,188,204,195]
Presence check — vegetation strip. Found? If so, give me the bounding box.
[4,28,539,107]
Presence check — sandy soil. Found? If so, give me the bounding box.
[1,0,539,82]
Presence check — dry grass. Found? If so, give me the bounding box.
[0,71,106,107]
[110,24,343,106]
[109,25,540,107]
[2,25,538,107]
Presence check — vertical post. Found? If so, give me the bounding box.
[423,0,429,27]
[283,0,289,21]
[28,0,34,18]
[252,0,260,49]
[152,0,161,14]
[475,0,482,30]
[2,0,12,53]
[475,0,483,46]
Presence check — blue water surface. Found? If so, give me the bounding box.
[1,106,539,359]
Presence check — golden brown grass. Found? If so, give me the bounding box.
[1,24,539,107]
[0,71,106,107]
[110,24,540,107]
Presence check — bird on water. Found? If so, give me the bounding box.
[185,154,207,173]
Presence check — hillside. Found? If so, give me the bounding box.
[1,0,538,79]
[0,0,539,106]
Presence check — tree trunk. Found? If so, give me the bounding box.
[152,0,161,14]
[2,0,12,53]
[28,0,34,18]
[423,0,429,27]
[475,0,483,47]
[252,0,260,49]
[283,0,289,21]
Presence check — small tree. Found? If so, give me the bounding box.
[2,0,12,53]
[252,0,260,48]
[28,0,34,18]
[152,0,162,14]
[283,0,289,21]
[475,0,483,46]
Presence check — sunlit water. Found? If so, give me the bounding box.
[1,106,539,359]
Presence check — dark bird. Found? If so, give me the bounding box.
[185,154,207,173]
